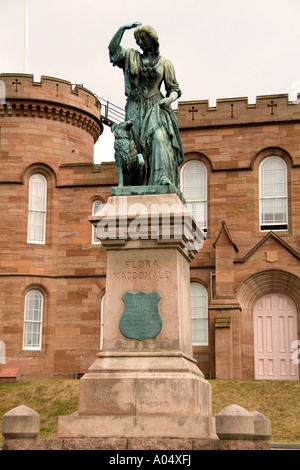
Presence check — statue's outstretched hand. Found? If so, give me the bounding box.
[124,22,142,30]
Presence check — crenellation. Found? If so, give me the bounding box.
[0,74,102,141]
[3,74,99,106]
[178,93,300,128]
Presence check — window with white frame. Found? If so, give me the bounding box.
[190,282,208,345]
[259,157,288,230]
[23,290,43,350]
[27,174,47,243]
[92,200,103,244]
[181,161,207,232]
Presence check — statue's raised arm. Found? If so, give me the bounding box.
[108,22,142,56]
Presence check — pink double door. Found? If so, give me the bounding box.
[253,293,299,380]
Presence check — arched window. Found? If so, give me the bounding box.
[190,283,208,345]
[181,161,207,232]
[27,174,47,243]
[259,157,288,230]
[23,290,43,350]
[92,200,103,244]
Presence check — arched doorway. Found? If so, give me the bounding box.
[253,293,299,380]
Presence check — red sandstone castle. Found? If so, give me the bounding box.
[0,73,299,380]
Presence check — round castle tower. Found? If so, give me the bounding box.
[0,75,107,377]
[0,74,102,178]
[0,73,104,271]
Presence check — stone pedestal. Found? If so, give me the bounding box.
[58,187,216,440]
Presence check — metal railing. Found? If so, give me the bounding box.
[95,95,125,127]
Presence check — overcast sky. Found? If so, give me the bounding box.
[1,0,299,162]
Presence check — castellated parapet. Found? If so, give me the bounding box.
[177,93,300,170]
[0,74,102,182]
[177,93,300,128]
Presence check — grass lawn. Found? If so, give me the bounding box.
[210,379,300,444]
[0,378,299,444]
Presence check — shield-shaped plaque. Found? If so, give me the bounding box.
[119,291,162,341]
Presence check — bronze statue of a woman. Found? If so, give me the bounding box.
[109,22,184,189]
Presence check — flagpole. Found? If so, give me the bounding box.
[24,0,28,73]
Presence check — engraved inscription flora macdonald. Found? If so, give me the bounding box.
[109,259,171,281]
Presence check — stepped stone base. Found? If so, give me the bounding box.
[58,414,217,440]
[57,351,216,440]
